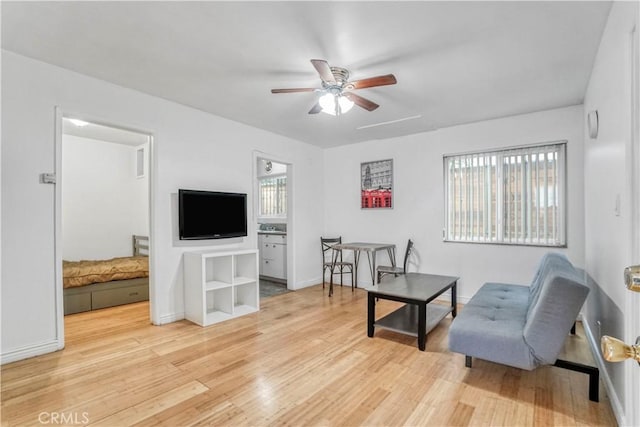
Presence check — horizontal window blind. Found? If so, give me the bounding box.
[444,142,566,246]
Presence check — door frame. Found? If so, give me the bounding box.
[627,21,640,427]
[252,150,294,289]
[54,107,157,347]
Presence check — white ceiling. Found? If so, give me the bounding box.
[2,1,611,148]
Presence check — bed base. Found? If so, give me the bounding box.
[64,277,149,315]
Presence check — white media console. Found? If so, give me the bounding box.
[183,249,259,326]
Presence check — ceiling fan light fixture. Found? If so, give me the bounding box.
[318,92,334,113]
[339,96,354,114]
[319,92,354,116]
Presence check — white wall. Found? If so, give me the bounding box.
[324,105,585,300]
[583,2,639,425]
[1,51,324,361]
[584,1,636,315]
[62,135,148,260]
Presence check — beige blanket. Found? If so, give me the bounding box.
[63,256,149,289]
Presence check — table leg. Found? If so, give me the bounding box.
[366,251,375,288]
[367,292,376,337]
[418,303,427,351]
[353,250,360,288]
[451,281,457,317]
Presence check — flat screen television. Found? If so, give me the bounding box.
[179,189,248,240]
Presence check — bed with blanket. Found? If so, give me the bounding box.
[64,235,149,315]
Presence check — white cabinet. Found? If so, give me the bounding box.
[259,234,287,280]
[262,243,285,278]
[183,249,259,326]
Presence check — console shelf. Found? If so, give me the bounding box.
[184,249,259,326]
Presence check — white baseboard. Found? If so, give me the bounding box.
[156,311,185,325]
[294,277,323,290]
[435,290,471,305]
[582,319,627,427]
[1,339,62,365]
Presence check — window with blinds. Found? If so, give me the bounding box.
[444,142,567,246]
[259,176,287,217]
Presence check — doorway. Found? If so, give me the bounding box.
[55,112,153,344]
[255,155,292,297]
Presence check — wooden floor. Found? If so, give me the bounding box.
[1,284,616,426]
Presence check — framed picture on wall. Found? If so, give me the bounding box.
[361,159,393,209]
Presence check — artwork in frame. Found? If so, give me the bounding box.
[361,159,393,209]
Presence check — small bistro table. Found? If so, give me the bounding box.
[329,242,396,296]
[367,273,459,351]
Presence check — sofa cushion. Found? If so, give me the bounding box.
[448,282,537,370]
[523,271,589,365]
[527,253,576,320]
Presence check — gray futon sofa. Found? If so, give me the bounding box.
[448,252,599,401]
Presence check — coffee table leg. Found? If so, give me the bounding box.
[418,303,426,351]
[367,293,375,337]
[451,281,457,318]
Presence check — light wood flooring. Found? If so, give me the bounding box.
[1,284,616,426]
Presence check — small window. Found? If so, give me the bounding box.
[444,142,566,247]
[259,176,287,217]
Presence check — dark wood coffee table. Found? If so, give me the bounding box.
[367,273,458,351]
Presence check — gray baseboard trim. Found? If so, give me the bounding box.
[582,318,627,426]
[1,339,62,365]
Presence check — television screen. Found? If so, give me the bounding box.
[179,189,248,240]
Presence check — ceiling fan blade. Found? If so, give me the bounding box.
[347,74,397,90]
[344,92,379,111]
[271,88,316,94]
[310,59,336,84]
[308,103,322,114]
